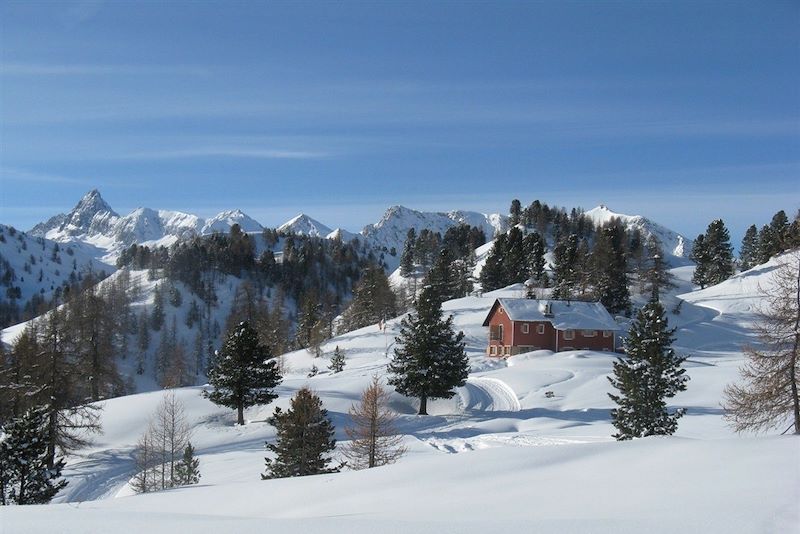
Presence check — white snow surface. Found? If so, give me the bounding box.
[2,256,799,533]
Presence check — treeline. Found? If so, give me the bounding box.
[738,209,800,271]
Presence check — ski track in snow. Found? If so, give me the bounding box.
[459,377,521,412]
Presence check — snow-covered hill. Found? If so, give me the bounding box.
[585,205,693,262]
[0,224,113,318]
[2,255,797,533]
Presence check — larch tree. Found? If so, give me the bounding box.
[388,285,469,415]
[342,376,407,469]
[608,298,689,440]
[262,387,339,479]
[204,321,282,425]
[723,251,800,434]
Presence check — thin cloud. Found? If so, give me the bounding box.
[123,147,333,160]
[0,63,211,77]
[0,167,90,185]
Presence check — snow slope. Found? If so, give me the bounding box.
[1,258,796,533]
[278,213,334,237]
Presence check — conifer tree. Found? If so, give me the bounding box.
[703,219,734,285]
[739,224,759,271]
[343,376,406,469]
[388,285,469,415]
[503,227,528,284]
[204,321,282,425]
[642,236,677,301]
[509,199,522,227]
[723,252,800,434]
[174,442,201,486]
[479,233,508,292]
[150,284,165,331]
[328,346,346,373]
[399,229,416,278]
[262,387,339,478]
[0,406,67,505]
[591,225,630,315]
[338,265,397,334]
[525,231,548,287]
[425,248,458,305]
[551,233,580,299]
[608,299,689,440]
[690,234,710,288]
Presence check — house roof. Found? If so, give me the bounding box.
[482,298,620,331]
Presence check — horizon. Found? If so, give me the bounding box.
[2,1,799,245]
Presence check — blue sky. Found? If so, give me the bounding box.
[1,1,798,244]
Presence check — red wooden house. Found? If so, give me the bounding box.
[482,298,620,356]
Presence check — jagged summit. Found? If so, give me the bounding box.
[278,213,333,237]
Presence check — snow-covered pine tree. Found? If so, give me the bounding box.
[399,228,416,277]
[174,442,201,486]
[642,236,677,301]
[608,298,689,440]
[204,321,282,425]
[388,284,469,415]
[0,405,67,505]
[262,387,339,478]
[328,345,346,373]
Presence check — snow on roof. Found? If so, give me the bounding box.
[484,298,620,331]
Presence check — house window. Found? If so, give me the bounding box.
[581,329,596,337]
[563,329,574,340]
[490,345,497,355]
[537,324,545,334]
[504,346,510,355]
[521,323,529,334]
[490,324,504,341]
[603,330,612,338]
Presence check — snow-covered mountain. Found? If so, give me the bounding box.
[30,191,263,263]
[277,214,333,237]
[0,223,113,322]
[585,205,693,262]
[361,205,507,253]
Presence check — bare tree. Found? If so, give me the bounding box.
[131,391,192,492]
[342,376,406,469]
[723,251,800,434]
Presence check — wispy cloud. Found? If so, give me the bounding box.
[122,147,333,160]
[0,166,90,185]
[0,62,211,77]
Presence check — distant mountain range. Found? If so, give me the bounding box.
[26,190,693,268]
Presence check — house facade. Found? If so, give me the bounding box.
[482,298,619,356]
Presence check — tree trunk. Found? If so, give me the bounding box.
[791,260,800,434]
[418,395,428,415]
[237,402,244,426]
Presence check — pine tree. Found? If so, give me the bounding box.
[690,234,710,288]
[503,227,528,284]
[338,265,397,334]
[642,236,677,301]
[343,376,407,469]
[525,231,548,287]
[591,225,630,315]
[703,219,734,285]
[388,285,470,415]
[262,387,339,478]
[425,248,458,306]
[204,321,282,425]
[551,233,579,299]
[0,406,67,505]
[399,229,416,278]
[174,442,201,486]
[739,224,759,271]
[608,299,689,440]
[509,198,522,227]
[479,233,508,292]
[329,346,346,373]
